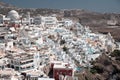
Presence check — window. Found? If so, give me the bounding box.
[15,66,19,70]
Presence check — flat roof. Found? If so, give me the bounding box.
[0,68,19,76]
[8,53,33,60]
[21,69,47,77]
[53,62,72,69]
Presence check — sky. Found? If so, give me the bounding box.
[1,0,120,13]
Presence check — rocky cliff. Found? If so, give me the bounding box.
[75,50,120,80]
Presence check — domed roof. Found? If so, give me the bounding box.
[8,10,20,20]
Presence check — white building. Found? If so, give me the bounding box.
[34,16,41,25]
[7,10,20,23]
[41,16,58,27]
[116,42,120,50]
[21,12,34,25]
[8,53,34,72]
[0,14,10,26]
[62,19,73,27]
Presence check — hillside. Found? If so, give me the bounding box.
[75,50,120,80]
[0,1,15,8]
[0,1,120,41]
[0,1,120,80]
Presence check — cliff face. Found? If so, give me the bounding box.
[75,50,120,80]
[88,50,120,80]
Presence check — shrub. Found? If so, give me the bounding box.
[90,68,97,74]
[63,46,68,52]
[110,50,120,57]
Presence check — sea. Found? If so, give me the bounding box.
[2,0,120,13]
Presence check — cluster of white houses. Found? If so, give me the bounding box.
[0,10,119,80]
[0,10,73,28]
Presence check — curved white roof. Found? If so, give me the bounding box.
[8,10,20,20]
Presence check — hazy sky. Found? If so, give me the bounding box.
[1,0,120,13]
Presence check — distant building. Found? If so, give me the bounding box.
[0,68,23,80]
[21,12,34,25]
[33,16,58,27]
[116,42,120,50]
[23,70,48,80]
[7,10,20,21]
[105,33,116,52]
[34,16,41,25]
[7,10,20,27]
[63,19,73,27]
[41,16,58,27]
[107,20,117,26]
[0,14,10,26]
